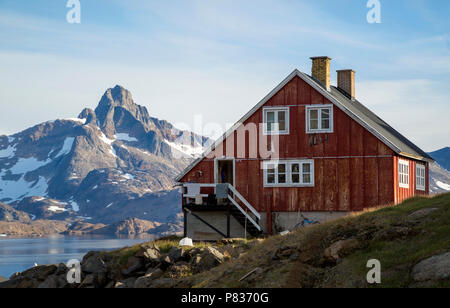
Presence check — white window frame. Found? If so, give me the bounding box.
[416,164,426,191]
[263,160,314,187]
[305,104,334,133]
[262,107,290,135]
[398,159,410,189]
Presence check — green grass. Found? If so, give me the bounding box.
[308,194,450,288]
[186,193,450,288]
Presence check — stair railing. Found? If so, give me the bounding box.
[182,183,261,232]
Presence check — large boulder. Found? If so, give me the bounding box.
[412,252,450,282]
[192,247,225,273]
[136,244,161,265]
[81,252,107,274]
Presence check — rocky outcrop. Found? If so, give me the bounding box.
[0,240,235,289]
[0,203,31,223]
[0,220,69,237]
[412,253,450,283]
[90,218,161,236]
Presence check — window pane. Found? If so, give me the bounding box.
[278,111,285,121]
[303,163,310,173]
[267,174,275,184]
[292,164,299,173]
[278,174,286,183]
[303,174,311,184]
[310,119,318,130]
[278,164,286,173]
[267,111,275,122]
[310,109,318,120]
[292,174,300,183]
[278,120,286,131]
[267,164,275,173]
[321,109,330,119]
[322,119,330,129]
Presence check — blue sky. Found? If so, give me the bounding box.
[0,0,449,151]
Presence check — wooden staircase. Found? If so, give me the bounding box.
[229,206,262,237]
[183,183,262,238]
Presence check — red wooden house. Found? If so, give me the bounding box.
[176,57,433,241]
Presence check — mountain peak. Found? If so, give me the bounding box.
[94,85,152,138]
[101,85,134,109]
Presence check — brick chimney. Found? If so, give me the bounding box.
[310,56,331,90]
[337,69,355,100]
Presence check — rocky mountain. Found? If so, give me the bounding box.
[0,85,211,230]
[429,147,450,172]
[428,148,450,194]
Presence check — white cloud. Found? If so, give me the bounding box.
[358,79,450,152]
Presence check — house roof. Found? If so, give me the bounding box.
[175,69,433,182]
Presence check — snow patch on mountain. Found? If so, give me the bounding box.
[0,144,16,159]
[48,205,67,212]
[121,173,134,180]
[0,176,48,203]
[55,137,75,158]
[65,118,87,125]
[115,133,137,142]
[10,157,52,175]
[164,140,205,158]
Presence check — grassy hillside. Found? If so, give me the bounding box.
[184,193,450,288]
[4,193,447,288]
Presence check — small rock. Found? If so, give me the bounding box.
[412,252,450,282]
[149,278,176,288]
[114,281,126,288]
[169,247,185,263]
[136,244,161,264]
[121,256,144,276]
[79,274,96,288]
[271,246,296,260]
[134,268,164,288]
[145,267,164,279]
[160,255,173,268]
[114,277,136,289]
[324,239,359,263]
[192,247,224,273]
[408,208,438,219]
[373,226,414,241]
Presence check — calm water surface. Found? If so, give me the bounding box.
[0,235,156,278]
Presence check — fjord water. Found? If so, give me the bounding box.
[0,235,155,278]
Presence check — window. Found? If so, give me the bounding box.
[263,107,289,135]
[263,160,314,187]
[399,159,409,189]
[416,164,426,191]
[306,105,333,133]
